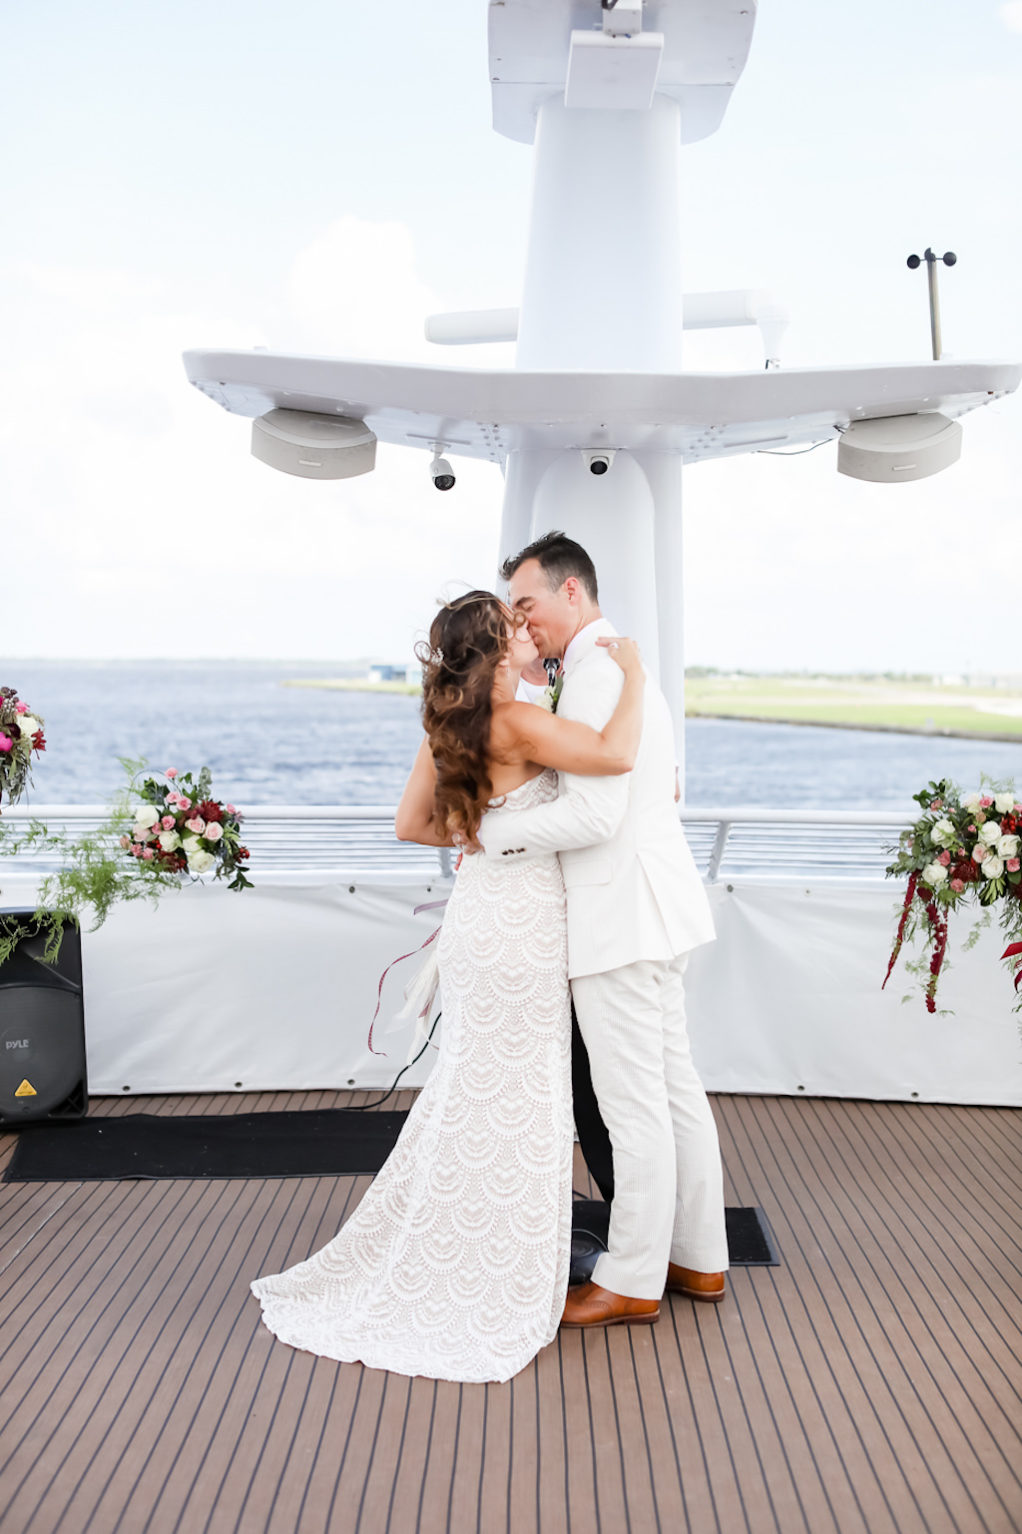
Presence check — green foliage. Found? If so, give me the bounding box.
[885,776,1022,1013]
[0,758,253,967]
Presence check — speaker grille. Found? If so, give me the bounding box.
[0,913,87,1122]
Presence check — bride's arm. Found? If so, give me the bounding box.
[394,737,454,846]
[500,637,643,776]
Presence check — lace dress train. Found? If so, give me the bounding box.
[250,770,573,1383]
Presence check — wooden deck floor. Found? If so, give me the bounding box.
[1,1091,1020,1534]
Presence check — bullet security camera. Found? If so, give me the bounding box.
[583,450,616,476]
[430,454,456,491]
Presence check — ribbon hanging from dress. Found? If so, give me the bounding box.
[366,897,450,1056]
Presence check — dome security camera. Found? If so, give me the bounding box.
[430,455,456,491]
[583,450,616,476]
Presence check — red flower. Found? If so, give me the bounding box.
[197,799,222,823]
[951,860,980,884]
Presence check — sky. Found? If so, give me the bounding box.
[2,0,1020,673]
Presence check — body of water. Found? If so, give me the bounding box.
[5,660,1022,812]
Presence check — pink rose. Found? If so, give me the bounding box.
[980,796,993,808]
[226,804,237,815]
[930,798,942,810]
[161,815,175,830]
[185,816,206,835]
[967,825,976,834]
[131,844,142,857]
[178,798,191,811]
[142,847,154,860]
[950,879,965,893]
[165,768,178,779]
[937,851,951,866]
[205,822,223,842]
[0,733,11,754]
[1008,858,1021,873]
[14,702,27,714]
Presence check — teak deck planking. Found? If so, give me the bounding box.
[1,1090,1020,1534]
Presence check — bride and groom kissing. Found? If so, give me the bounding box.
[251,531,727,1384]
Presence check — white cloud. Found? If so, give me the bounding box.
[999,1,1022,31]
[0,233,506,661]
[280,216,438,362]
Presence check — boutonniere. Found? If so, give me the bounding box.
[541,661,564,714]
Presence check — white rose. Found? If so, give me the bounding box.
[995,792,1015,814]
[536,688,556,713]
[181,834,202,854]
[979,821,1002,847]
[962,792,983,811]
[997,834,1020,859]
[158,830,181,852]
[187,849,215,874]
[204,821,223,842]
[984,856,1005,881]
[922,861,948,886]
[18,715,40,739]
[134,805,160,830]
[930,818,955,847]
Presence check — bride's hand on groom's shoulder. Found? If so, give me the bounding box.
[596,635,641,674]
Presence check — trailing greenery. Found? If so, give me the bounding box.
[884,776,1022,1014]
[0,757,251,968]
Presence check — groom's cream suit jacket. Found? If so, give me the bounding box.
[479,619,715,978]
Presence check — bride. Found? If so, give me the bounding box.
[251,591,642,1382]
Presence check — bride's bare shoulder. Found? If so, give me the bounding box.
[489,700,537,756]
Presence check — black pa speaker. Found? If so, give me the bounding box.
[0,910,88,1122]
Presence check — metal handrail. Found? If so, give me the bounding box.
[2,803,908,882]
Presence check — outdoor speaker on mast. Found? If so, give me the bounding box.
[837,412,962,483]
[251,409,377,480]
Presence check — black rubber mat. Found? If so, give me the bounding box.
[3,1107,410,1182]
[570,1197,780,1270]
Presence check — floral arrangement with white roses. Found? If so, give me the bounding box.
[0,686,46,808]
[125,765,252,890]
[884,778,1022,1013]
[0,757,252,968]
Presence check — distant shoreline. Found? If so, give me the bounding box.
[281,677,1022,744]
[687,711,1022,745]
[282,679,420,696]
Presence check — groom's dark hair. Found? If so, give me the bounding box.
[499,531,599,603]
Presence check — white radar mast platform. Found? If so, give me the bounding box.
[183,0,1020,767]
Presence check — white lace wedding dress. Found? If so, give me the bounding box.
[250,769,573,1383]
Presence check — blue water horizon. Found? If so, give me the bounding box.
[4,659,1021,813]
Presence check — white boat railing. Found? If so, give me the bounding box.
[2,805,909,881]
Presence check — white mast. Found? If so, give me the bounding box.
[182,1,1020,792]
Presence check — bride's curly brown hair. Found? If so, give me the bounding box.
[416,591,512,843]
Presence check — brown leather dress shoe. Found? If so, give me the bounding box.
[560,1281,660,1329]
[666,1263,726,1303]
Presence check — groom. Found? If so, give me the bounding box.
[477,531,728,1326]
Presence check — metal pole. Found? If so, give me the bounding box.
[907,248,955,361]
[925,248,942,361]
